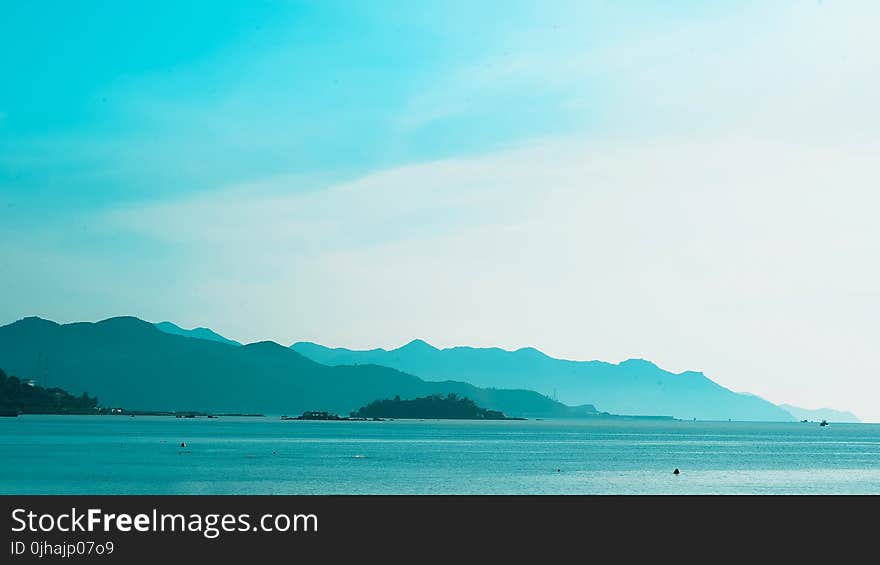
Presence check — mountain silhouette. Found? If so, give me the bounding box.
[780,404,860,423]
[0,317,595,418]
[292,340,794,421]
[154,321,241,346]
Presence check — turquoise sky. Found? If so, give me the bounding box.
[1,0,731,212]
[2,1,879,420]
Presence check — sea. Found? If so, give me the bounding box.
[2,415,879,494]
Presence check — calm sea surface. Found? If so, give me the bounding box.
[2,415,879,494]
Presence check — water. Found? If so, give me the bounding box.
[2,415,880,494]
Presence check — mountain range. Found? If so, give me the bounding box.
[778,404,860,423]
[0,316,856,421]
[291,340,796,421]
[0,316,594,418]
[154,321,242,346]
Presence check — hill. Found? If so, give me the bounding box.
[352,394,512,420]
[0,317,593,418]
[292,340,794,421]
[780,404,860,423]
[0,367,98,414]
[154,321,241,346]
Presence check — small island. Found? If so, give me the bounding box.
[351,393,522,420]
[283,411,348,421]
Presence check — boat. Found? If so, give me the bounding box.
[819,419,829,427]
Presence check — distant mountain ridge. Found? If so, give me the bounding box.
[154,321,241,346]
[780,404,860,423]
[292,340,795,422]
[0,317,595,418]
[2,316,833,422]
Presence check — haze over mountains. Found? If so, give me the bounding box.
[0,316,857,421]
[149,326,851,421]
[778,404,860,423]
[291,340,796,421]
[154,321,242,347]
[0,317,591,418]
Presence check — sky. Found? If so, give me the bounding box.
[1,1,879,420]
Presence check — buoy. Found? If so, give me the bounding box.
[673,468,680,475]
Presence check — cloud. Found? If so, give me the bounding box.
[6,0,880,420]
[397,1,880,144]
[93,127,880,419]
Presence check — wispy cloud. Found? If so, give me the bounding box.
[4,0,880,421]
[90,128,880,420]
[398,1,880,143]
